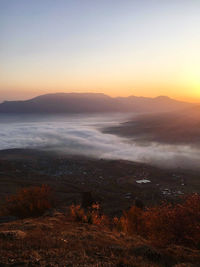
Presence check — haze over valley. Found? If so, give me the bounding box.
[0,93,200,170]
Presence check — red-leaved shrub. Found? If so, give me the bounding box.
[70,203,109,226]
[119,194,200,248]
[4,185,54,218]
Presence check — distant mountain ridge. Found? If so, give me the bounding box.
[0,92,194,113]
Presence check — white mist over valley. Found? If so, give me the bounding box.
[0,113,200,170]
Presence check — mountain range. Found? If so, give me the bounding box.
[0,93,194,113]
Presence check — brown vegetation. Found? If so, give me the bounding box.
[2,185,54,218]
[69,193,200,249]
[70,203,109,226]
[0,185,200,266]
[117,194,200,248]
[0,209,200,266]
[2,185,199,249]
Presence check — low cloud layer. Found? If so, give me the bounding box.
[0,113,200,170]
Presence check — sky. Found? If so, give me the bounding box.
[0,0,200,102]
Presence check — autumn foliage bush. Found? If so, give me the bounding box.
[117,194,200,248]
[70,203,109,226]
[3,185,54,218]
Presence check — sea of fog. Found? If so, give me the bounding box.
[0,113,200,170]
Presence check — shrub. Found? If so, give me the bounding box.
[120,206,144,235]
[119,194,200,248]
[3,185,54,218]
[70,203,109,225]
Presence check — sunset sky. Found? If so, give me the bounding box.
[0,0,200,102]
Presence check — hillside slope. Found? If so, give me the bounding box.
[104,105,200,145]
[0,212,199,266]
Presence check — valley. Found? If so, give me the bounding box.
[0,149,199,217]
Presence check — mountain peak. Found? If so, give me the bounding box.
[33,92,109,100]
[154,96,171,100]
[0,93,194,114]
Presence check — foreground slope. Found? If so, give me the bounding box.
[0,212,200,266]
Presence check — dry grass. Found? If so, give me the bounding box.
[0,212,199,266]
[0,187,199,266]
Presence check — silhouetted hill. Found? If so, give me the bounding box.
[0,93,193,113]
[104,105,200,145]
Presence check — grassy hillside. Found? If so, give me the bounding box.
[0,210,200,266]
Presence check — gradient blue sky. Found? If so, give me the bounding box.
[0,0,200,102]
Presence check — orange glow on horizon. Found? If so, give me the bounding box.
[1,84,200,103]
